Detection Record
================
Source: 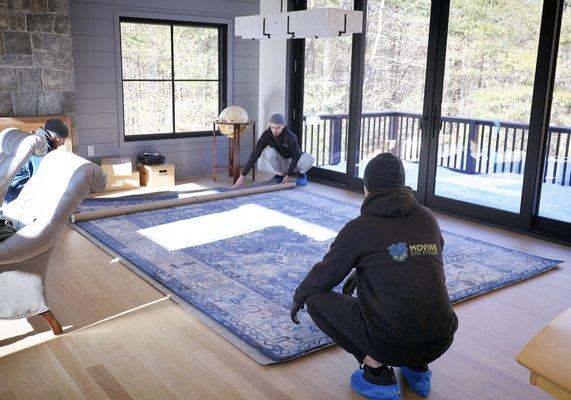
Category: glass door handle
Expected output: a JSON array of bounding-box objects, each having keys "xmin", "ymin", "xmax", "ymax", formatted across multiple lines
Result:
[
  {"xmin": 431, "ymin": 105, "xmax": 442, "ymax": 138},
  {"xmin": 420, "ymin": 115, "xmax": 430, "ymax": 137}
]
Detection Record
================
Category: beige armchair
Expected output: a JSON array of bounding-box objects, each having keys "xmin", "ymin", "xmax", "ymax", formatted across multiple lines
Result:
[
  {"xmin": 0, "ymin": 128, "xmax": 48, "ymax": 205},
  {"xmin": 0, "ymin": 149, "xmax": 107, "ymax": 334}
]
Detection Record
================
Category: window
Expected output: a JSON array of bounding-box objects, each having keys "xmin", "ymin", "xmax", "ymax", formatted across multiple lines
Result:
[
  {"xmin": 119, "ymin": 18, "xmax": 227, "ymax": 140},
  {"xmin": 537, "ymin": 3, "xmax": 570, "ymax": 223}
]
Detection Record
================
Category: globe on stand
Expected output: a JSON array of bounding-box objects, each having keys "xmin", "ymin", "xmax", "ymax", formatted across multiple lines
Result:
[{"xmin": 216, "ymin": 106, "xmax": 250, "ymax": 137}]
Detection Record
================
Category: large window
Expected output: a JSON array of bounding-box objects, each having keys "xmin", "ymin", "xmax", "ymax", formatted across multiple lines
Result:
[
  {"xmin": 290, "ymin": 0, "xmax": 569, "ymax": 241},
  {"xmin": 119, "ymin": 18, "xmax": 227, "ymax": 140},
  {"xmin": 301, "ymin": 0, "xmax": 353, "ymax": 178},
  {"xmin": 359, "ymin": 0, "xmax": 431, "ymax": 190},
  {"xmin": 434, "ymin": 0, "xmax": 543, "ymax": 212}
]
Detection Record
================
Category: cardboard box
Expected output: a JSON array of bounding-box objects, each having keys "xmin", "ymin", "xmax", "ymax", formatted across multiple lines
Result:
[
  {"xmin": 100, "ymin": 157, "xmax": 140, "ymax": 191},
  {"xmin": 139, "ymin": 163, "xmax": 175, "ymax": 188},
  {"xmin": 105, "ymin": 170, "xmax": 141, "ymax": 191},
  {"xmin": 101, "ymin": 157, "xmax": 133, "ymax": 176}
]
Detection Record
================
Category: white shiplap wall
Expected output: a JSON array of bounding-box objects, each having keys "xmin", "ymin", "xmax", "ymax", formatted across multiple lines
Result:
[{"xmin": 70, "ymin": 0, "xmax": 260, "ymax": 178}]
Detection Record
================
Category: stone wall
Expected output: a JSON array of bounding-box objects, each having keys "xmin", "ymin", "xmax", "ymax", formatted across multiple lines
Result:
[{"xmin": 0, "ymin": 0, "xmax": 76, "ymax": 148}]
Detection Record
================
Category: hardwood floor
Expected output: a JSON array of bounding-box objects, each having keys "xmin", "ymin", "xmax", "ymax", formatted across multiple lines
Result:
[{"xmin": 0, "ymin": 174, "xmax": 569, "ymax": 400}]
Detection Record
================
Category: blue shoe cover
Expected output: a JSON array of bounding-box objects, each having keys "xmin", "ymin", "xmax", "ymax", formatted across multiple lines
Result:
[
  {"xmin": 401, "ymin": 367, "xmax": 432, "ymax": 397},
  {"xmin": 350, "ymin": 369, "xmax": 401, "ymax": 400},
  {"xmin": 295, "ymin": 174, "xmax": 308, "ymax": 186}
]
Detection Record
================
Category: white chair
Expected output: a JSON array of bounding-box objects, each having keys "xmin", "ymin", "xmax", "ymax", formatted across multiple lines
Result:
[
  {"xmin": 0, "ymin": 150, "xmax": 107, "ymax": 334},
  {"xmin": 0, "ymin": 128, "xmax": 48, "ymax": 205}
]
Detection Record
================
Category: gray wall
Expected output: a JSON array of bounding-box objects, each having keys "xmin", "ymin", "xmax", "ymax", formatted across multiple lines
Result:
[
  {"xmin": 70, "ymin": 0, "xmax": 260, "ymax": 178},
  {"xmin": 0, "ymin": 0, "xmax": 76, "ymax": 147}
]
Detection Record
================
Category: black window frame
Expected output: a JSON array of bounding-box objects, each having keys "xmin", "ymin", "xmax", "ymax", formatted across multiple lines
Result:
[{"xmin": 119, "ymin": 17, "xmax": 228, "ymax": 141}]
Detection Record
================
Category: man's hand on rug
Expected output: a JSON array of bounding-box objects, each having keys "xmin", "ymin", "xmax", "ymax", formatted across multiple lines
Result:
[
  {"xmin": 282, "ymin": 175, "xmax": 291, "ymax": 184},
  {"xmin": 342, "ymin": 270, "xmax": 357, "ymax": 296},
  {"xmin": 290, "ymin": 301, "xmax": 304, "ymax": 324},
  {"xmin": 233, "ymin": 175, "xmax": 245, "ymax": 189}
]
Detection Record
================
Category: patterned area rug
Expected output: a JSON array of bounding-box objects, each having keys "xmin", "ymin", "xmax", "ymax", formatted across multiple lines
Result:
[{"xmin": 73, "ymin": 188, "xmax": 561, "ymax": 364}]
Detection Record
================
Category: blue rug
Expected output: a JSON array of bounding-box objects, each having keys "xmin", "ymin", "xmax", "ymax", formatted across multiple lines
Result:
[{"xmin": 73, "ymin": 188, "xmax": 561, "ymax": 364}]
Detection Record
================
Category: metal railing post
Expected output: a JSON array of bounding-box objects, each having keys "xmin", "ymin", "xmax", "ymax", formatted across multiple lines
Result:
[
  {"xmin": 388, "ymin": 113, "xmax": 400, "ymax": 156},
  {"xmin": 466, "ymin": 120, "xmax": 478, "ymax": 174},
  {"xmin": 330, "ymin": 116, "xmax": 343, "ymax": 165}
]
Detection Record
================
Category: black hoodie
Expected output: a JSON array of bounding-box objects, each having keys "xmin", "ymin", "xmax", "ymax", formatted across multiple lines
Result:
[{"xmin": 294, "ymin": 187, "xmax": 458, "ymax": 345}]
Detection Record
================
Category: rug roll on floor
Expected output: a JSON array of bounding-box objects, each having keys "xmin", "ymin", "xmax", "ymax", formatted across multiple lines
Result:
[{"xmin": 72, "ymin": 182, "xmax": 296, "ymax": 222}]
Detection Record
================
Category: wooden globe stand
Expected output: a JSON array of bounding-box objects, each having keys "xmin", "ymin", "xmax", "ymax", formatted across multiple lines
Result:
[{"xmin": 212, "ymin": 121, "xmax": 256, "ymax": 184}]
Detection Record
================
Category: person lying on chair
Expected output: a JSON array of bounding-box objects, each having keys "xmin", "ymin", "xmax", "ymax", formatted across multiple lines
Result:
[
  {"xmin": 5, "ymin": 118, "xmax": 68, "ymax": 203},
  {"xmin": 290, "ymin": 153, "xmax": 458, "ymax": 400},
  {"xmin": 233, "ymin": 113, "xmax": 315, "ymax": 189}
]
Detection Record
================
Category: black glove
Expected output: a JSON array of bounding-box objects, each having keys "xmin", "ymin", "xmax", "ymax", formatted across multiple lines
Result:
[
  {"xmin": 342, "ymin": 270, "xmax": 357, "ymax": 296},
  {"xmin": 290, "ymin": 301, "xmax": 304, "ymax": 324}
]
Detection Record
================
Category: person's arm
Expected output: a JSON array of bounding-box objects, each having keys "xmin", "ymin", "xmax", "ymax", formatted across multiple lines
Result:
[
  {"xmin": 293, "ymin": 221, "xmax": 360, "ymax": 305},
  {"xmin": 285, "ymin": 132, "xmax": 303, "ymax": 176},
  {"xmin": 241, "ymin": 132, "xmax": 270, "ymax": 177}
]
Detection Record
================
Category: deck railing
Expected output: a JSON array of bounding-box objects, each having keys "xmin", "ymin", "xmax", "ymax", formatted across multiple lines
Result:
[{"xmin": 302, "ymin": 111, "xmax": 571, "ymax": 186}]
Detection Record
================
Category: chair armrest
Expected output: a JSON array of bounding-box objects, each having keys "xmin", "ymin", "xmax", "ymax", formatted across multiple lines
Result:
[{"xmin": 0, "ymin": 222, "xmax": 61, "ymax": 266}]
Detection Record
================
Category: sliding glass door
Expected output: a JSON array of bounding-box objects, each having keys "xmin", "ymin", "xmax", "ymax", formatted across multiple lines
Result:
[
  {"xmin": 356, "ymin": 0, "xmax": 432, "ymax": 190},
  {"xmin": 534, "ymin": 3, "xmax": 570, "ymax": 237},
  {"xmin": 300, "ymin": 0, "xmax": 354, "ymax": 183},
  {"xmin": 429, "ymin": 0, "xmax": 543, "ymax": 213},
  {"xmin": 288, "ymin": 0, "xmax": 569, "ymax": 241}
]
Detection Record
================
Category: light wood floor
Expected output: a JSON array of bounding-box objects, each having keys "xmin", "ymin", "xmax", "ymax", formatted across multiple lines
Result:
[{"xmin": 0, "ymin": 174, "xmax": 569, "ymax": 400}]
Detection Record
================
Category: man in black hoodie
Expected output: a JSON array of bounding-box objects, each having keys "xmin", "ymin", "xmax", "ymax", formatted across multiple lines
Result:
[
  {"xmin": 233, "ymin": 113, "xmax": 315, "ymax": 188},
  {"xmin": 291, "ymin": 153, "xmax": 457, "ymax": 400},
  {"xmin": 5, "ymin": 118, "xmax": 68, "ymax": 202}
]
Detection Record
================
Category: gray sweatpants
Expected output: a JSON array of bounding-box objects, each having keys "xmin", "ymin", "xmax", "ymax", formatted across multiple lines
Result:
[{"xmin": 262, "ymin": 147, "xmax": 315, "ymax": 176}]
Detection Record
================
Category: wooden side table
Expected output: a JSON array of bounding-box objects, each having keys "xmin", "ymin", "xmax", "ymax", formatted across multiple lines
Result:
[
  {"xmin": 212, "ymin": 121, "xmax": 256, "ymax": 184},
  {"xmin": 516, "ymin": 307, "xmax": 571, "ymax": 400}
]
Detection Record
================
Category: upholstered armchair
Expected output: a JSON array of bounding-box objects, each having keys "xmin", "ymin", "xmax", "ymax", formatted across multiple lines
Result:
[
  {"xmin": 0, "ymin": 149, "xmax": 107, "ymax": 334},
  {"xmin": 0, "ymin": 128, "xmax": 48, "ymax": 205}
]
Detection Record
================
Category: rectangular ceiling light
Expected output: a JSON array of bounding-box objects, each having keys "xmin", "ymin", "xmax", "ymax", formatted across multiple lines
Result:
[{"xmin": 235, "ymin": 8, "xmax": 363, "ymax": 40}]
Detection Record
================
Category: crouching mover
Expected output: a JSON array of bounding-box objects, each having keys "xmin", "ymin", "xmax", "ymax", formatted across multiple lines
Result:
[
  {"xmin": 5, "ymin": 118, "xmax": 68, "ymax": 203},
  {"xmin": 291, "ymin": 153, "xmax": 458, "ymax": 400},
  {"xmin": 233, "ymin": 113, "xmax": 315, "ymax": 189}
]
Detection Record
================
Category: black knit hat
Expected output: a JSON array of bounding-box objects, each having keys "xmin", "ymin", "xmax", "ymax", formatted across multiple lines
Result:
[
  {"xmin": 44, "ymin": 118, "xmax": 69, "ymax": 138},
  {"xmin": 363, "ymin": 153, "xmax": 406, "ymax": 190}
]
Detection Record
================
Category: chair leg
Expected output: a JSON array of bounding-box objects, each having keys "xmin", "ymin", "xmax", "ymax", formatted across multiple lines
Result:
[{"xmin": 39, "ymin": 310, "xmax": 63, "ymax": 335}]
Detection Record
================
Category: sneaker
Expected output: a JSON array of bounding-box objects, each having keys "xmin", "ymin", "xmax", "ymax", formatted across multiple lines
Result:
[
  {"xmin": 350, "ymin": 365, "xmax": 401, "ymax": 400},
  {"xmin": 401, "ymin": 367, "xmax": 432, "ymax": 397},
  {"xmin": 295, "ymin": 173, "xmax": 308, "ymax": 186}
]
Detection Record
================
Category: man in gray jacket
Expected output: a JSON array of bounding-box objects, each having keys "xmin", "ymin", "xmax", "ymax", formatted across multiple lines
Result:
[{"xmin": 291, "ymin": 153, "xmax": 457, "ymax": 400}]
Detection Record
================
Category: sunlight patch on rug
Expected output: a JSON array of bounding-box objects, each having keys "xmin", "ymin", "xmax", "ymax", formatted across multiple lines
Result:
[{"xmin": 137, "ymin": 203, "xmax": 338, "ymax": 250}]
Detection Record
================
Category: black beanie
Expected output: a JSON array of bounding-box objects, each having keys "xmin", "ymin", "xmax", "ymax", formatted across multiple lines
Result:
[
  {"xmin": 363, "ymin": 153, "xmax": 406, "ymax": 190},
  {"xmin": 44, "ymin": 118, "xmax": 69, "ymax": 138}
]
